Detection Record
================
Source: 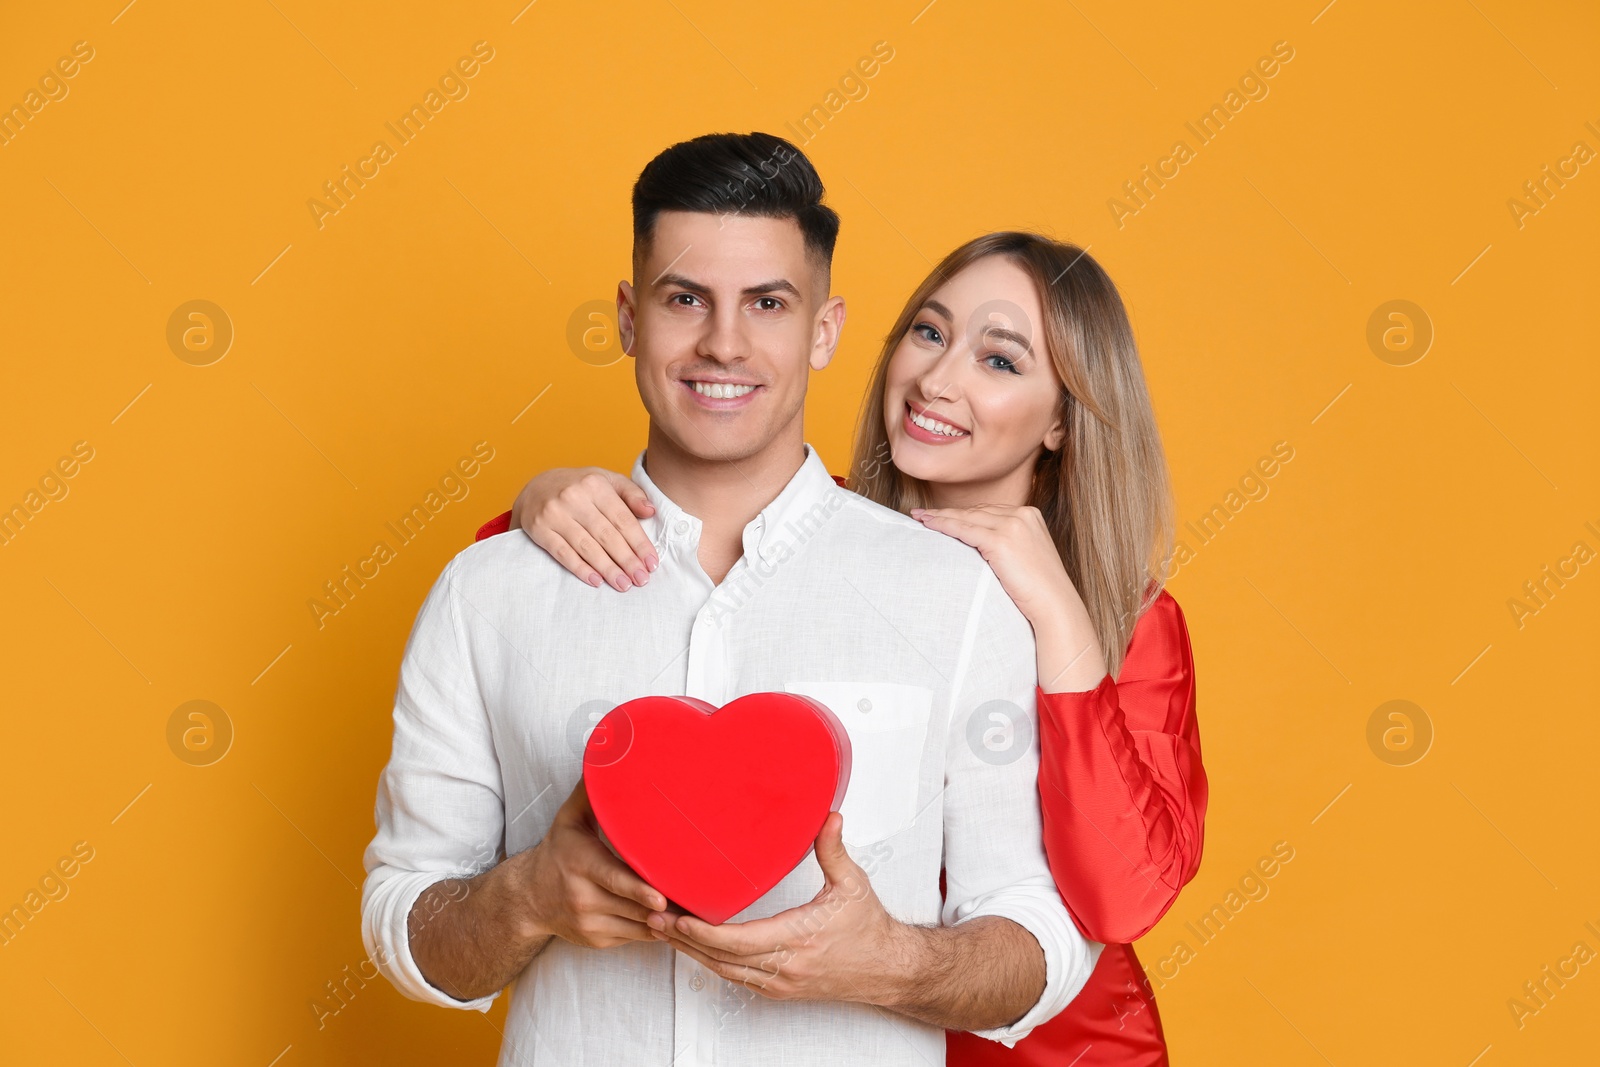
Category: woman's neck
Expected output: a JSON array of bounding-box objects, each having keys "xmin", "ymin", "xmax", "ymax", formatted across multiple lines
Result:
[{"xmin": 920, "ymin": 457, "xmax": 1037, "ymax": 511}]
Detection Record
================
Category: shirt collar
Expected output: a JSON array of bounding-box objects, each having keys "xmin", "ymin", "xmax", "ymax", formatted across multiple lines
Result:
[{"xmin": 631, "ymin": 444, "xmax": 839, "ymax": 563}]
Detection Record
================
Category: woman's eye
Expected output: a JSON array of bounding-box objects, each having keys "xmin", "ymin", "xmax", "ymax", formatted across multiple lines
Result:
[
  {"xmin": 983, "ymin": 353, "xmax": 1020, "ymax": 374},
  {"xmin": 912, "ymin": 323, "xmax": 944, "ymax": 345}
]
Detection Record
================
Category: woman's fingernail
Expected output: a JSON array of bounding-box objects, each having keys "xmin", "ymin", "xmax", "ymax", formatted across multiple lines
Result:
[
  {"xmin": 633, "ymin": 569, "xmax": 648, "ymax": 586},
  {"xmin": 909, "ymin": 508, "xmax": 925, "ymax": 516},
  {"xmin": 646, "ymin": 554, "xmax": 659, "ymax": 571},
  {"xmin": 611, "ymin": 575, "xmax": 629, "ymax": 591},
  {"xmin": 587, "ymin": 574, "xmax": 604, "ymax": 588}
]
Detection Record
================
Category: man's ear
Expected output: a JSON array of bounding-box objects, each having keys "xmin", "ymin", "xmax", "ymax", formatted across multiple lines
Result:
[
  {"xmin": 810, "ymin": 295, "xmax": 846, "ymax": 372},
  {"xmin": 617, "ymin": 280, "xmax": 637, "ymax": 356}
]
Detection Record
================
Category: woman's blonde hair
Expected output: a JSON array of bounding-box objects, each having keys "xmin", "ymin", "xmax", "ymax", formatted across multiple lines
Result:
[{"xmin": 848, "ymin": 232, "xmax": 1174, "ymax": 678}]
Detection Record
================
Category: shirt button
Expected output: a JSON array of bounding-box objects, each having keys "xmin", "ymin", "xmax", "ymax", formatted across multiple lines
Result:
[
  {"xmin": 689, "ymin": 973, "xmax": 705, "ymax": 991},
  {"xmin": 675, "ymin": 520, "xmax": 690, "ymax": 535},
  {"xmin": 857, "ymin": 698, "xmax": 872, "ymax": 713}
]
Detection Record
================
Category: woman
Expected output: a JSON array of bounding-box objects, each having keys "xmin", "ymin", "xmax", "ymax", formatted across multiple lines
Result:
[{"xmin": 477, "ymin": 232, "xmax": 1205, "ymax": 1065}]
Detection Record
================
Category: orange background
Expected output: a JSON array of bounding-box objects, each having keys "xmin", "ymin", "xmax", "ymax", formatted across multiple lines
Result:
[{"xmin": 1, "ymin": 1, "xmax": 1596, "ymax": 1063}]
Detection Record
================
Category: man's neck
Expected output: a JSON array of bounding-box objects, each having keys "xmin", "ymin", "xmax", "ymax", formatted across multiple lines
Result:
[{"xmin": 642, "ymin": 428, "xmax": 808, "ymax": 586}]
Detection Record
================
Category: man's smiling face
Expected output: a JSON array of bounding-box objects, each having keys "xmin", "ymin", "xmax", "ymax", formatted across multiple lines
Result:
[{"xmin": 619, "ymin": 209, "xmax": 843, "ymax": 466}]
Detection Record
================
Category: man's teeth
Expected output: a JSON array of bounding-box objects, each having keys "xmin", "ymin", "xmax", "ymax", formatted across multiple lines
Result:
[
  {"xmin": 910, "ymin": 409, "xmax": 967, "ymax": 437},
  {"xmin": 691, "ymin": 382, "xmax": 757, "ymax": 399}
]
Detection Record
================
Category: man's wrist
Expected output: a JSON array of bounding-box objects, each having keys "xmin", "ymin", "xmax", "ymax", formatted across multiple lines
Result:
[
  {"xmin": 483, "ymin": 844, "xmax": 549, "ymax": 947},
  {"xmin": 861, "ymin": 919, "xmax": 939, "ymax": 1012}
]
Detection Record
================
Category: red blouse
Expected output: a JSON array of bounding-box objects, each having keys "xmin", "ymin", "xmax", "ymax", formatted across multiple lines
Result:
[
  {"xmin": 947, "ymin": 588, "xmax": 1204, "ymax": 1066},
  {"xmin": 472, "ymin": 508, "xmax": 1206, "ymax": 1065}
]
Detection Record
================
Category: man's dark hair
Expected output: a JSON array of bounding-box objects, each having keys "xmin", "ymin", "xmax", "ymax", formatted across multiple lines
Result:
[{"xmin": 632, "ymin": 131, "xmax": 840, "ymax": 272}]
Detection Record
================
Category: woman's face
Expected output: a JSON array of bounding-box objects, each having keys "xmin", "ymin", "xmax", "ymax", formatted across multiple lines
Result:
[{"xmin": 882, "ymin": 255, "xmax": 1066, "ymax": 504}]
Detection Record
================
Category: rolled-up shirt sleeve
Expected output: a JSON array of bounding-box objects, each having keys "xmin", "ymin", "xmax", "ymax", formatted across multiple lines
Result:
[
  {"xmin": 940, "ymin": 568, "xmax": 1098, "ymax": 1046},
  {"xmin": 361, "ymin": 555, "xmax": 505, "ymax": 1012}
]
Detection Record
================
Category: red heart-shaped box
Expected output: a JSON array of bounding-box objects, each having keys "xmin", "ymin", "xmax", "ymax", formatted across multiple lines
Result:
[{"xmin": 583, "ymin": 693, "xmax": 852, "ymax": 925}]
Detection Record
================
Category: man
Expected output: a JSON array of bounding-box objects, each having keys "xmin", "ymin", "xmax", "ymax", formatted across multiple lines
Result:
[{"xmin": 361, "ymin": 131, "xmax": 1094, "ymax": 1065}]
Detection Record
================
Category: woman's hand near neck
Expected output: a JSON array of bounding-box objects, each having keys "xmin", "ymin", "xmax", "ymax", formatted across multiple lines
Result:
[{"xmin": 918, "ymin": 464, "xmax": 1110, "ymax": 693}]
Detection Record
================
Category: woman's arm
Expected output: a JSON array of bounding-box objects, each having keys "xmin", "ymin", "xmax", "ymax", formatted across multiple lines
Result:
[
  {"xmin": 1035, "ymin": 591, "xmax": 1205, "ymax": 944},
  {"xmin": 909, "ymin": 504, "xmax": 1206, "ymax": 945},
  {"xmin": 495, "ymin": 467, "xmax": 659, "ymax": 590}
]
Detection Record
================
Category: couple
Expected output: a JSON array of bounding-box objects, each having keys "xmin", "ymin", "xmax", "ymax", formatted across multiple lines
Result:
[{"xmin": 362, "ymin": 131, "xmax": 1205, "ymax": 1066}]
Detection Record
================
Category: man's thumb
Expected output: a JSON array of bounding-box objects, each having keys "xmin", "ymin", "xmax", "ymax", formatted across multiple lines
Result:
[{"xmin": 814, "ymin": 811, "xmax": 854, "ymax": 881}]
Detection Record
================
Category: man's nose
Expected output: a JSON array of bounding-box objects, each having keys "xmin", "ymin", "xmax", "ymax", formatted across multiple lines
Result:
[{"xmin": 697, "ymin": 305, "xmax": 750, "ymax": 363}]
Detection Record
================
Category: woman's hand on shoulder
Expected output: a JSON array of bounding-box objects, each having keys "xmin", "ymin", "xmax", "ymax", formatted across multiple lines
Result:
[
  {"xmin": 912, "ymin": 503, "xmax": 1108, "ymax": 689},
  {"xmin": 512, "ymin": 467, "xmax": 658, "ymax": 590},
  {"xmin": 909, "ymin": 504, "xmax": 1076, "ymax": 624}
]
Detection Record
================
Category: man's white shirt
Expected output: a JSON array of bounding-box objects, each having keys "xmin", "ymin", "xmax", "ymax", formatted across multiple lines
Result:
[{"xmin": 362, "ymin": 445, "xmax": 1097, "ymax": 1066}]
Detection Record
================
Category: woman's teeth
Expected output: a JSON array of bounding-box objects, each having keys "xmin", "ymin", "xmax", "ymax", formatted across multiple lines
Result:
[
  {"xmin": 691, "ymin": 382, "xmax": 757, "ymax": 399},
  {"xmin": 910, "ymin": 409, "xmax": 967, "ymax": 437}
]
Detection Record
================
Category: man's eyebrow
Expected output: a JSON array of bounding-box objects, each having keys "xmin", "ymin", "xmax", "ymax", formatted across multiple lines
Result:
[
  {"xmin": 654, "ymin": 272, "xmax": 708, "ymax": 293},
  {"xmin": 742, "ymin": 278, "xmax": 802, "ymax": 299},
  {"xmin": 651, "ymin": 274, "xmax": 803, "ymax": 300}
]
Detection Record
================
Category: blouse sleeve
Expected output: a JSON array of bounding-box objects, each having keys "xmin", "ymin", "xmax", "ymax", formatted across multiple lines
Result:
[{"xmin": 1035, "ymin": 589, "xmax": 1206, "ymax": 944}]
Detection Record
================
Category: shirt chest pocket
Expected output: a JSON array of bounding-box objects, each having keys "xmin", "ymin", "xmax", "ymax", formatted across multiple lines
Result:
[{"xmin": 782, "ymin": 681, "xmax": 935, "ymax": 847}]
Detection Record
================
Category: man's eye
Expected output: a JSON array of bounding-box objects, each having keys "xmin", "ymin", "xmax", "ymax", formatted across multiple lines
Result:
[
  {"xmin": 755, "ymin": 297, "xmax": 783, "ymax": 311},
  {"xmin": 672, "ymin": 294, "xmax": 700, "ymax": 307}
]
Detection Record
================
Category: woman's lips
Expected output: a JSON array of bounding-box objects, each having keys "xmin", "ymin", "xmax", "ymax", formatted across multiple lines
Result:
[{"xmin": 902, "ymin": 401, "xmax": 970, "ymax": 444}]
